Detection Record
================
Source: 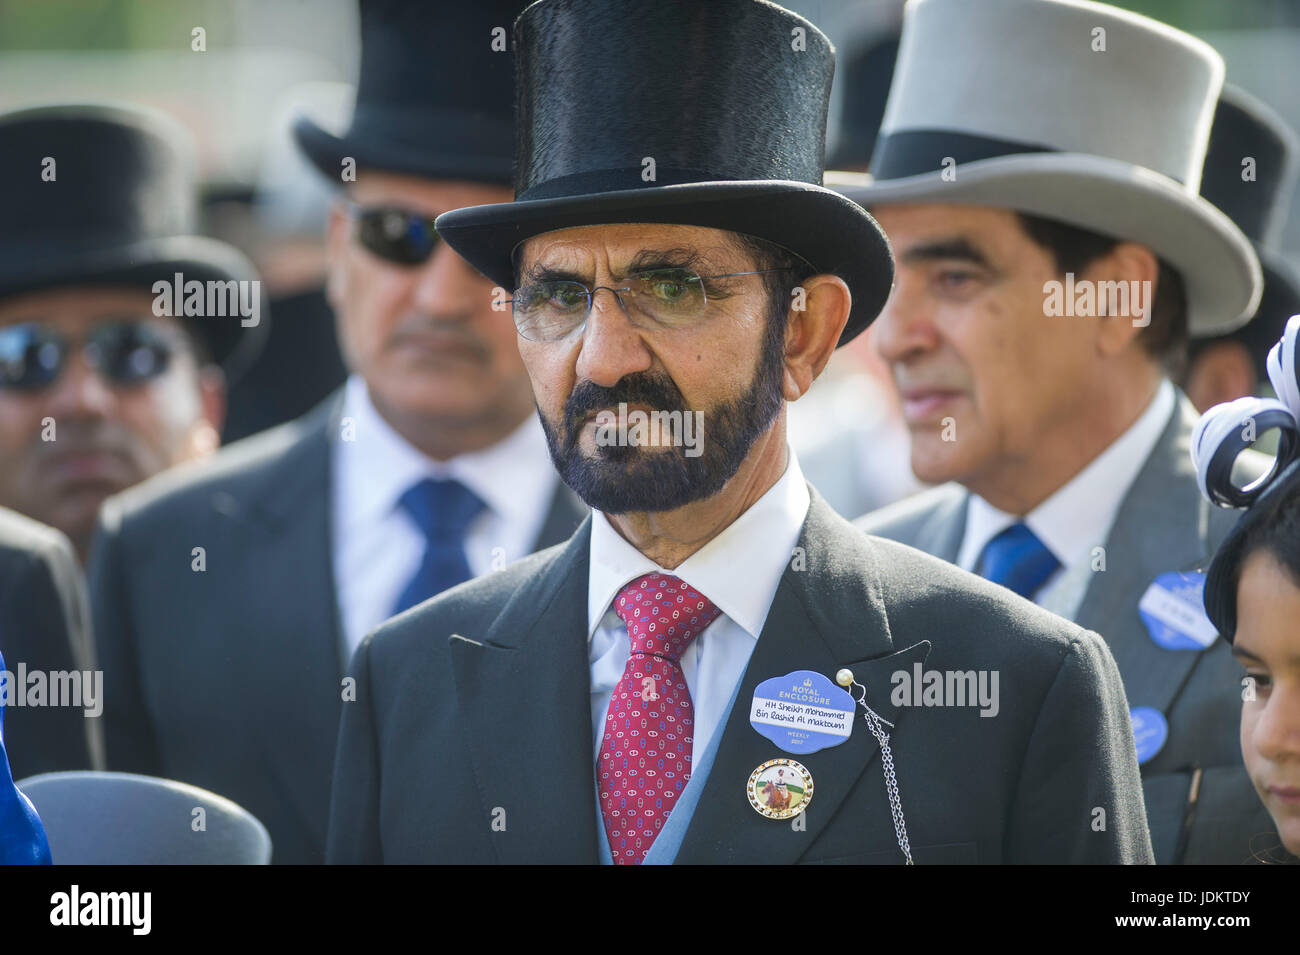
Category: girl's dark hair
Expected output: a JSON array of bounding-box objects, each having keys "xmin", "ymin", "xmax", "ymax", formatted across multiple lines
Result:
[{"xmin": 1233, "ymin": 468, "xmax": 1300, "ymax": 593}]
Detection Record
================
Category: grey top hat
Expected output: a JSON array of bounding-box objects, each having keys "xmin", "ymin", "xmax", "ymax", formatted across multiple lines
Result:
[{"xmin": 827, "ymin": 0, "xmax": 1263, "ymax": 337}]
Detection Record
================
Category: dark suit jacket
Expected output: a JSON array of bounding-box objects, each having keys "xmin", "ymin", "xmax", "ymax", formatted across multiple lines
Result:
[
  {"xmin": 0, "ymin": 507, "xmax": 100, "ymax": 781},
  {"xmin": 328, "ymin": 489, "xmax": 1152, "ymax": 864},
  {"xmin": 91, "ymin": 394, "xmax": 586, "ymax": 864},
  {"xmin": 857, "ymin": 392, "xmax": 1278, "ymax": 864}
]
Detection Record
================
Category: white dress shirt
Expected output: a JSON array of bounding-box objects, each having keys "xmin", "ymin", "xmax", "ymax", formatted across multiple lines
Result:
[
  {"xmin": 332, "ymin": 374, "xmax": 559, "ymax": 661},
  {"xmin": 586, "ymin": 448, "xmax": 811, "ymax": 766},
  {"xmin": 956, "ymin": 378, "xmax": 1176, "ymax": 618}
]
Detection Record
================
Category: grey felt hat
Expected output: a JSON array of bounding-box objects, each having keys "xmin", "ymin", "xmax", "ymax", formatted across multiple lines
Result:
[{"xmin": 827, "ymin": 0, "xmax": 1263, "ymax": 337}]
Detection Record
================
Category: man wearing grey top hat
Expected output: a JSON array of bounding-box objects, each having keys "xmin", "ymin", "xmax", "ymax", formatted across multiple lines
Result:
[
  {"xmin": 329, "ymin": 0, "xmax": 1150, "ymax": 865},
  {"xmin": 842, "ymin": 0, "xmax": 1277, "ymax": 862}
]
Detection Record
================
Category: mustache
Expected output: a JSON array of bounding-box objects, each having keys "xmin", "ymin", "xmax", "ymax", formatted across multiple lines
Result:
[
  {"xmin": 389, "ymin": 313, "xmax": 491, "ymax": 359},
  {"xmin": 563, "ymin": 373, "xmax": 689, "ymax": 437},
  {"xmin": 27, "ymin": 420, "xmax": 139, "ymax": 459}
]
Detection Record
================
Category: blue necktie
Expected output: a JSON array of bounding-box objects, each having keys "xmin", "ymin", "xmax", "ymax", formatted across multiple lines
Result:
[
  {"xmin": 977, "ymin": 523, "xmax": 1061, "ymax": 600},
  {"xmin": 391, "ymin": 478, "xmax": 485, "ymax": 616}
]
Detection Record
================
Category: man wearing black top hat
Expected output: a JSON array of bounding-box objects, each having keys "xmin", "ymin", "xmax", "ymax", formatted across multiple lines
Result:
[
  {"xmin": 0, "ymin": 104, "xmax": 260, "ymax": 565},
  {"xmin": 91, "ymin": 0, "xmax": 583, "ymax": 864},
  {"xmin": 327, "ymin": 0, "xmax": 1150, "ymax": 865},
  {"xmin": 0, "ymin": 103, "xmax": 256, "ymax": 781},
  {"xmin": 1183, "ymin": 86, "xmax": 1300, "ymax": 413}
]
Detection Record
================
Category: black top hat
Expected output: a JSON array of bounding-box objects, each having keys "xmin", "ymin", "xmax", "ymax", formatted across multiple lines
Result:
[
  {"xmin": 0, "ymin": 104, "xmax": 264, "ymax": 380},
  {"xmin": 435, "ymin": 0, "xmax": 894, "ymax": 346},
  {"xmin": 825, "ymin": 31, "xmax": 899, "ymax": 174},
  {"xmin": 1196, "ymin": 85, "xmax": 1300, "ymax": 371},
  {"xmin": 293, "ymin": 0, "xmax": 526, "ymax": 185}
]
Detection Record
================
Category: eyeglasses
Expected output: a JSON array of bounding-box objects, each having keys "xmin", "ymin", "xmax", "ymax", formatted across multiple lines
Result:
[
  {"xmin": 348, "ymin": 203, "xmax": 440, "ymax": 265},
  {"xmin": 0, "ymin": 321, "xmax": 178, "ymax": 391},
  {"xmin": 511, "ymin": 267, "xmax": 792, "ymax": 342}
]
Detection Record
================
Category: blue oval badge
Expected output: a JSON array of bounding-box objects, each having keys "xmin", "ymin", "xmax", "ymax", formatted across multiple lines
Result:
[
  {"xmin": 1130, "ymin": 706, "xmax": 1169, "ymax": 765},
  {"xmin": 1138, "ymin": 571, "xmax": 1218, "ymax": 651},
  {"xmin": 749, "ymin": 670, "xmax": 855, "ymax": 755}
]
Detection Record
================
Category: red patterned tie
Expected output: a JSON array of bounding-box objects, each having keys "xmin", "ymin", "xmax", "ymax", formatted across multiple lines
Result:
[{"xmin": 598, "ymin": 573, "xmax": 722, "ymax": 864}]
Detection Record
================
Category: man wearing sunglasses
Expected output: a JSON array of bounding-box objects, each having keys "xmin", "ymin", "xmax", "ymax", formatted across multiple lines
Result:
[
  {"xmin": 0, "ymin": 106, "xmax": 257, "ymax": 566},
  {"xmin": 0, "ymin": 104, "xmax": 258, "ymax": 781},
  {"xmin": 328, "ymin": 0, "xmax": 1150, "ymax": 865},
  {"xmin": 91, "ymin": 1, "xmax": 581, "ymax": 865}
]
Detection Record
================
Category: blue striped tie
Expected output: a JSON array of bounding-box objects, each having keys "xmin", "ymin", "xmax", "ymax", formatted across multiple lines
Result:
[
  {"xmin": 391, "ymin": 478, "xmax": 485, "ymax": 616},
  {"xmin": 977, "ymin": 523, "xmax": 1060, "ymax": 600}
]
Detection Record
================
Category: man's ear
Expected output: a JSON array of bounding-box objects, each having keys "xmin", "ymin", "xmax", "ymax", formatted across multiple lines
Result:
[
  {"xmin": 1087, "ymin": 241, "xmax": 1159, "ymax": 358},
  {"xmin": 1185, "ymin": 340, "xmax": 1258, "ymax": 412},
  {"xmin": 184, "ymin": 364, "xmax": 226, "ymax": 459},
  {"xmin": 782, "ymin": 273, "xmax": 851, "ymax": 401}
]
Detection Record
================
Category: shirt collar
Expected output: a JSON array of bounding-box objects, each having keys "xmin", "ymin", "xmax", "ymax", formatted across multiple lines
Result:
[
  {"xmin": 959, "ymin": 378, "xmax": 1176, "ymax": 572},
  {"xmin": 334, "ymin": 374, "xmax": 555, "ymax": 534},
  {"xmin": 587, "ymin": 448, "xmax": 811, "ymax": 642}
]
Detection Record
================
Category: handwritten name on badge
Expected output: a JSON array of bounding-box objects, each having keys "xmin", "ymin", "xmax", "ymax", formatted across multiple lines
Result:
[{"xmin": 749, "ymin": 670, "xmax": 855, "ymax": 754}]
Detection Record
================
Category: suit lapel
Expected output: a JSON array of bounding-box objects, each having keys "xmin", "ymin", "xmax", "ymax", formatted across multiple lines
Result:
[
  {"xmin": 532, "ymin": 481, "xmax": 589, "ymax": 550},
  {"xmin": 916, "ymin": 485, "xmax": 968, "ymax": 563},
  {"xmin": 449, "ymin": 520, "xmax": 600, "ymax": 863},
  {"xmin": 1076, "ymin": 395, "xmax": 1213, "ymax": 713},
  {"xmin": 676, "ymin": 492, "xmax": 929, "ymax": 864},
  {"xmin": 216, "ymin": 396, "xmax": 347, "ymax": 841}
]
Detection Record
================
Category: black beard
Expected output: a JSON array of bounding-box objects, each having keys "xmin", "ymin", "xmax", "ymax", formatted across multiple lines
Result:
[{"xmin": 537, "ymin": 331, "xmax": 785, "ymax": 514}]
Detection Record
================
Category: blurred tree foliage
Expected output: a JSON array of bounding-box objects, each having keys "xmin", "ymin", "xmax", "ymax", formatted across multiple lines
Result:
[{"xmin": 0, "ymin": 0, "xmax": 235, "ymax": 51}]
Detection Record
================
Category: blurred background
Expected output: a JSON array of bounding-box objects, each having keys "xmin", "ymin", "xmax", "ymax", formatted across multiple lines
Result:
[{"xmin": 2, "ymin": 0, "xmax": 1297, "ymax": 482}]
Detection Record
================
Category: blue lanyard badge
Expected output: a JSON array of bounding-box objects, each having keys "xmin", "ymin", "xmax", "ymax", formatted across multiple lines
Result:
[
  {"xmin": 749, "ymin": 670, "xmax": 855, "ymax": 755},
  {"xmin": 1129, "ymin": 706, "xmax": 1169, "ymax": 765},
  {"xmin": 1138, "ymin": 571, "xmax": 1218, "ymax": 651}
]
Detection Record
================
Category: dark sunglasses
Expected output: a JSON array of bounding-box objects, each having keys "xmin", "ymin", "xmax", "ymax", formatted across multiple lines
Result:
[
  {"xmin": 348, "ymin": 203, "xmax": 441, "ymax": 265},
  {"xmin": 0, "ymin": 321, "xmax": 177, "ymax": 391}
]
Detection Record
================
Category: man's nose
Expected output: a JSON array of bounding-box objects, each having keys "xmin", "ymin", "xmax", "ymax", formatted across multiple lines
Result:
[
  {"xmin": 573, "ymin": 287, "xmax": 652, "ymax": 387},
  {"xmin": 872, "ymin": 274, "xmax": 941, "ymax": 366},
  {"xmin": 43, "ymin": 350, "xmax": 116, "ymax": 420},
  {"xmin": 411, "ymin": 241, "xmax": 480, "ymax": 317}
]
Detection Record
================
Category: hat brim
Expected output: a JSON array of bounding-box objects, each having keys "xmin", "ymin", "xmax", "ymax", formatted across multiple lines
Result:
[
  {"xmin": 827, "ymin": 153, "xmax": 1263, "ymax": 337},
  {"xmin": 292, "ymin": 116, "xmax": 513, "ymax": 186},
  {"xmin": 0, "ymin": 235, "xmax": 267, "ymax": 383},
  {"xmin": 434, "ymin": 180, "xmax": 895, "ymax": 346}
]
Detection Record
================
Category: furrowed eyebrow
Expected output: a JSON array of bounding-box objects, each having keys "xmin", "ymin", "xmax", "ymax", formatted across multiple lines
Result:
[
  {"xmin": 622, "ymin": 248, "xmax": 706, "ymax": 275},
  {"xmin": 899, "ymin": 237, "xmax": 994, "ymax": 270},
  {"xmin": 524, "ymin": 264, "xmax": 588, "ymax": 284}
]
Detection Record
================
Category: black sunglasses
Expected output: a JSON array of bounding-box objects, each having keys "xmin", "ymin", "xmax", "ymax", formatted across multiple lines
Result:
[
  {"xmin": 0, "ymin": 321, "xmax": 178, "ymax": 391},
  {"xmin": 348, "ymin": 203, "xmax": 441, "ymax": 265}
]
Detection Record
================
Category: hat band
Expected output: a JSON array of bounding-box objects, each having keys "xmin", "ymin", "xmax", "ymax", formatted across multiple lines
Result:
[
  {"xmin": 868, "ymin": 128, "xmax": 1193, "ymax": 184},
  {"xmin": 517, "ymin": 165, "xmax": 741, "ymax": 202}
]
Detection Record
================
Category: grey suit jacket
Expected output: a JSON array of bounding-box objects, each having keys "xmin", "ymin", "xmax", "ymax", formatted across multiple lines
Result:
[
  {"xmin": 328, "ymin": 489, "xmax": 1152, "ymax": 864},
  {"xmin": 0, "ymin": 507, "xmax": 102, "ymax": 780},
  {"xmin": 90, "ymin": 393, "xmax": 586, "ymax": 864},
  {"xmin": 857, "ymin": 392, "xmax": 1278, "ymax": 864}
]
